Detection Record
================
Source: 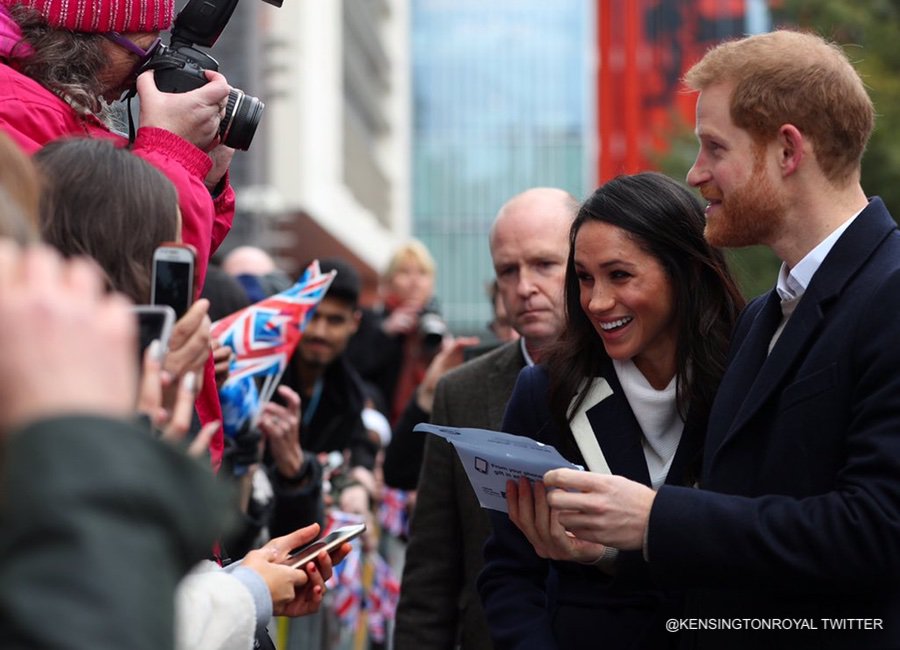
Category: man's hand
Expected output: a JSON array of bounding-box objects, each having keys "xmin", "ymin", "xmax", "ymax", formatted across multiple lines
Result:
[
  {"xmin": 258, "ymin": 385, "xmax": 303, "ymax": 478},
  {"xmin": 0, "ymin": 244, "xmax": 137, "ymax": 433},
  {"xmin": 543, "ymin": 469, "xmax": 655, "ymax": 551},
  {"xmin": 210, "ymin": 339, "xmax": 232, "ymax": 389},
  {"xmin": 415, "ymin": 335, "xmax": 480, "ymax": 413},
  {"xmin": 507, "ymin": 476, "xmax": 608, "ymax": 563},
  {"xmin": 382, "ymin": 302, "xmax": 422, "ymax": 336}
]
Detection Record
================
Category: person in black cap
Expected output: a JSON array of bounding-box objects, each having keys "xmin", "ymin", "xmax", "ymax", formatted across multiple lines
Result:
[{"xmin": 276, "ymin": 257, "xmax": 378, "ymax": 476}]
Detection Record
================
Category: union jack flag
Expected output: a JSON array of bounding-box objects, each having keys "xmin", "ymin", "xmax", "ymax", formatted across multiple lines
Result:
[
  {"xmin": 327, "ymin": 546, "xmax": 399, "ymax": 644},
  {"xmin": 378, "ymin": 487, "xmax": 411, "ymax": 538},
  {"xmin": 212, "ymin": 261, "xmax": 336, "ymax": 437},
  {"xmin": 328, "ymin": 537, "xmax": 363, "ymax": 628},
  {"xmin": 323, "ymin": 509, "xmax": 367, "ymax": 536},
  {"xmin": 367, "ymin": 553, "xmax": 400, "ymax": 643}
]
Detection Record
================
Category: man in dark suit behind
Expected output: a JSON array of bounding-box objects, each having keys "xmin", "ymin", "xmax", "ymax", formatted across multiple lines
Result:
[
  {"xmin": 541, "ymin": 30, "xmax": 900, "ymax": 648},
  {"xmin": 393, "ymin": 188, "xmax": 577, "ymax": 649}
]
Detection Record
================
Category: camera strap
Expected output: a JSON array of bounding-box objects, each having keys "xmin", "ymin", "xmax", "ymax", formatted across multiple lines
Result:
[{"xmin": 122, "ymin": 89, "xmax": 138, "ymax": 145}]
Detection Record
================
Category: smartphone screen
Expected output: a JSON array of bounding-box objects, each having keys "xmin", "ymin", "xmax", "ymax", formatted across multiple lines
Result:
[
  {"xmin": 133, "ymin": 305, "xmax": 175, "ymax": 364},
  {"xmin": 285, "ymin": 523, "xmax": 366, "ymax": 569},
  {"xmin": 151, "ymin": 246, "xmax": 194, "ymax": 319}
]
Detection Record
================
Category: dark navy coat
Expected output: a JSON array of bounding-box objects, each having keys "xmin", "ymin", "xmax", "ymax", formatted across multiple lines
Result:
[
  {"xmin": 650, "ymin": 198, "xmax": 900, "ymax": 649},
  {"xmin": 479, "ymin": 359, "xmax": 702, "ymax": 649}
]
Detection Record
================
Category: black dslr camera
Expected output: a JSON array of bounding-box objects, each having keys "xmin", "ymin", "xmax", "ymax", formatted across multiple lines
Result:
[{"xmin": 142, "ymin": 0, "xmax": 279, "ymax": 150}]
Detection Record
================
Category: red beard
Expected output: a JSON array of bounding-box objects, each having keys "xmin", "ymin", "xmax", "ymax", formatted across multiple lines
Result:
[{"xmin": 702, "ymin": 162, "xmax": 786, "ymax": 248}]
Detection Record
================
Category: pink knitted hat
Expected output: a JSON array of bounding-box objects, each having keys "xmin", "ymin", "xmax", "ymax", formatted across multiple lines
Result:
[{"xmin": 0, "ymin": 0, "xmax": 173, "ymax": 33}]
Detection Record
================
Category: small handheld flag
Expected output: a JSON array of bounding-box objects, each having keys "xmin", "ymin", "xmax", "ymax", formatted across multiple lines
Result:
[{"xmin": 212, "ymin": 260, "xmax": 336, "ymax": 437}]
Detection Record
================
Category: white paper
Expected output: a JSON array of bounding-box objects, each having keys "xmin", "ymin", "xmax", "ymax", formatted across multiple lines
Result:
[{"xmin": 416, "ymin": 423, "xmax": 583, "ymax": 513}]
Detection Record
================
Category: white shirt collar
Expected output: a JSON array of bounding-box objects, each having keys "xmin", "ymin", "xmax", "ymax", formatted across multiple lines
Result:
[
  {"xmin": 520, "ymin": 337, "xmax": 535, "ymax": 367},
  {"xmin": 775, "ymin": 205, "xmax": 865, "ymax": 302}
]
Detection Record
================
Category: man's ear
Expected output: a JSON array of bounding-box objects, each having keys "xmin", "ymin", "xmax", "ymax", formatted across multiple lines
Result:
[
  {"xmin": 777, "ymin": 124, "xmax": 805, "ymax": 177},
  {"xmin": 350, "ymin": 309, "xmax": 362, "ymax": 334}
]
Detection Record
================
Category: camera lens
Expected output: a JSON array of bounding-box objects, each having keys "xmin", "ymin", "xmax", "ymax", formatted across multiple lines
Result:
[{"xmin": 220, "ymin": 88, "xmax": 265, "ymax": 151}]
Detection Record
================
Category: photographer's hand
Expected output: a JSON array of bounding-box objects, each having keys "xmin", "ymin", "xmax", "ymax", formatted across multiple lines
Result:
[
  {"xmin": 205, "ymin": 144, "xmax": 234, "ymax": 194},
  {"xmin": 136, "ymin": 70, "xmax": 230, "ymax": 151}
]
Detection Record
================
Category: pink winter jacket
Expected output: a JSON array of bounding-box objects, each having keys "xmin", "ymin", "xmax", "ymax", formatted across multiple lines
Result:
[{"xmin": 0, "ymin": 12, "xmax": 233, "ymax": 469}]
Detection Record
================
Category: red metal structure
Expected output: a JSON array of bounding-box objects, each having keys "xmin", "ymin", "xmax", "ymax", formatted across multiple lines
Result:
[{"xmin": 597, "ymin": 0, "xmax": 747, "ymax": 182}]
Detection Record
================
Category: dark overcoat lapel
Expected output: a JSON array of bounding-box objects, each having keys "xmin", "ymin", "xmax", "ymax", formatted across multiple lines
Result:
[{"xmin": 706, "ymin": 198, "xmax": 896, "ymax": 471}]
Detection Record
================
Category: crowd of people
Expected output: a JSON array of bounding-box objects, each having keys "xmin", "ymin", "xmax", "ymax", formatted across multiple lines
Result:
[{"xmin": 1, "ymin": 0, "xmax": 899, "ymax": 646}]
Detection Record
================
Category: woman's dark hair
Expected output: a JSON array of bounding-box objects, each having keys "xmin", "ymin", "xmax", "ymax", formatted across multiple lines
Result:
[
  {"xmin": 35, "ymin": 138, "xmax": 179, "ymax": 303},
  {"xmin": 545, "ymin": 172, "xmax": 745, "ymax": 433},
  {"xmin": 8, "ymin": 5, "xmax": 109, "ymax": 115}
]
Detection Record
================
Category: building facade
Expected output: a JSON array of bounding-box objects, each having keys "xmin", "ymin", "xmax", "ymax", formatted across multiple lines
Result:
[
  {"xmin": 596, "ymin": 0, "xmax": 770, "ymax": 180},
  {"xmin": 212, "ymin": 0, "xmax": 412, "ymax": 297},
  {"xmin": 411, "ymin": 0, "xmax": 594, "ymax": 333}
]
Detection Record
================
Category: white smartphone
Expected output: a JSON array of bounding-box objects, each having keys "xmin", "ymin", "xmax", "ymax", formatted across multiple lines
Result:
[
  {"xmin": 150, "ymin": 244, "xmax": 195, "ymax": 319},
  {"xmin": 132, "ymin": 304, "xmax": 176, "ymax": 363},
  {"xmin": 285, "ymin": 523, "xmax": 366, "ymax": 570}
]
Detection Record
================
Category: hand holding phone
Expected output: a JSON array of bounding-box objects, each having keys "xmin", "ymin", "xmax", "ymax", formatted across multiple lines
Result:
[
  {"xmin": 241, "ymin": 523, "xmax": 349, "ymax": 618},
  {"xmin": 158, "ymin": 299, "xmax": 211, "ymax": 414},
  {"xmin": 284, "ymin": 523, "xmax": 366, "ymax": 569}
]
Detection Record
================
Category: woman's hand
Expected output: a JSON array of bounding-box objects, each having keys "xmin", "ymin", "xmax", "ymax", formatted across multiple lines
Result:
[
  {"xmin": 162, "ymin": 299, "xmax": 211, "ymax": 410},
  {"xmin": 506, "ymin": 476, "xmax": 608, "ymax": 564},
  {"xmin": 0, "ymin": 244, "xmax": 136, "ymax": 432},
  {"xmin": 241, "ymin": 547, "xmax": 310, "ymax": 615},
  {"xmin": 245, "ymin": 524, "xmax": 350, "ymax": 618},
  {"xmin": 415, "ymin": 336, "xmax": 480, "ymax": 412},
  {"xmin": 136, "ymin": 342, "xmax": 218, "ymax": 457},
  {"xmin": 382, "ymin": 302, "xmax": 422, "ymax": 336}
]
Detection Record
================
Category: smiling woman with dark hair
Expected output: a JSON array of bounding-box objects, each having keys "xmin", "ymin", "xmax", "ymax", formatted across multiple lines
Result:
[{"xmin": 478, "ymin": 172, "xmax": 745, "ymax": 649}]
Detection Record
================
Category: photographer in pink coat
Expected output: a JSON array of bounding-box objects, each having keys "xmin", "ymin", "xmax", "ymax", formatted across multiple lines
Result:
[{"xmin": 0, "ymin": 0, "xmax": 238, "ymax": 467}]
